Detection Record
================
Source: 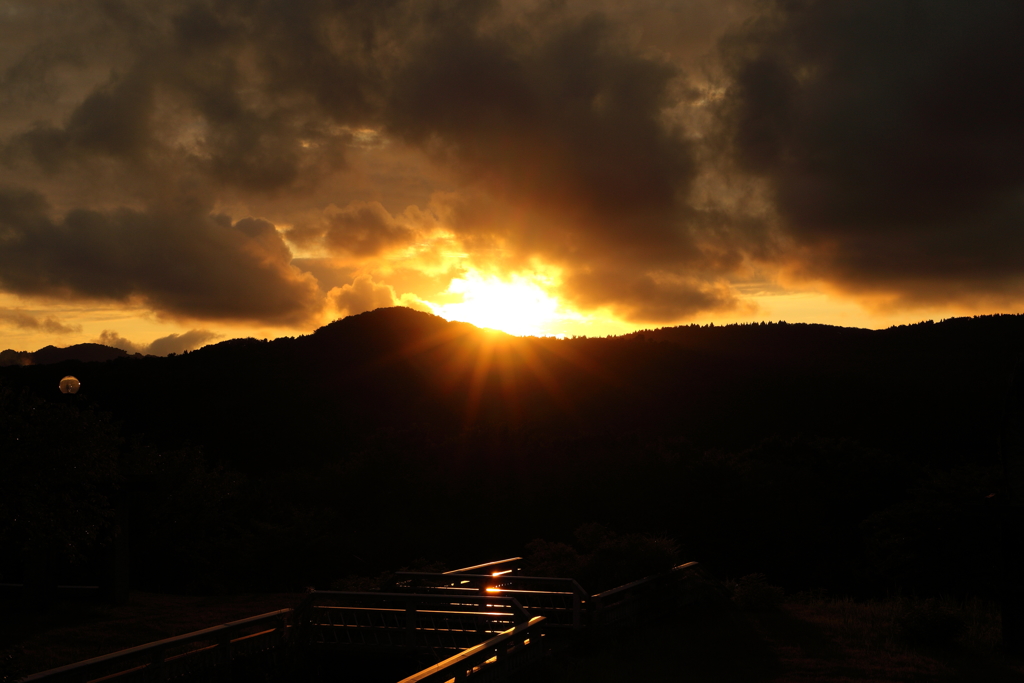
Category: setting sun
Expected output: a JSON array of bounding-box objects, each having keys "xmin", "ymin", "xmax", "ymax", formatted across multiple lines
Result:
[
  {"xmin": 2, "ymin": 1, "xmax": 1020, "ymax": 677},
  {"xmin": 429, "ymin": 272, "xmax": 566, "ymax": 337}
]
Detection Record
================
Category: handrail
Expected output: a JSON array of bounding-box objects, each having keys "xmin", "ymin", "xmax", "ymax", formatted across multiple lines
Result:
[
  {"xmin": 303, "ymin": 591, "xmax": 531, "ymax": 623},
  {"xmin": 592, "ymin": 561, "xmax": 699, "ymax": 601},
  {"xmin": 389, "ymin": 572, "xmax": 587, "ymax": 592},
  {"xmin": 389, "ymin": 572, "xmax": 586, "ymax": 629},
  {"xmin": 589, "ymin": 561, "xmax": 701, "ymax": 628},
  {"xmin": 443, "ymin": 558, "xmax": 523, "ymax": 575},
  {"xmin": 396, "ymin": 616, "xmax": 546, "ymax": 683},
  {"xmin": 305, "ymin": 589, "xmax": 529, "ymax": 606},
  {"xmin": 20, "ymin": 609, "xmax": 293, "ymax": 682},
  {"xmin": 307, "ymin": 589, "xmax": 521, "ymax": 600},
  {"xmin": 18, "ymin": 559, "xmax": 703, "ymax": 683}
]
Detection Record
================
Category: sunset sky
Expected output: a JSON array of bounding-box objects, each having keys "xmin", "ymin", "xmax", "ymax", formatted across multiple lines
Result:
[{"xmin": 1, "ymin": 0, "xmax": 1022, "ymax": 354}]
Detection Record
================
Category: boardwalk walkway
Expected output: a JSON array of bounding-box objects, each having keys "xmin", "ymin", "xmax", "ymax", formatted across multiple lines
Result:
[{"xmin": 18, "ymin": 559, "xmax": 702, "ymax": 683}]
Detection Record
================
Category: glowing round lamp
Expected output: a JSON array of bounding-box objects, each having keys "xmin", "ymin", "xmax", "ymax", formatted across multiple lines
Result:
[{"xmin": 59, "ymin": 376, "xmax": 81, "ymax": 394}]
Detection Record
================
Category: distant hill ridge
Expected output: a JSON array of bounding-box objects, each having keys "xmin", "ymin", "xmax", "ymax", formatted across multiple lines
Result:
[
  {"xmin": 5, "ymin": 307, "xmax": 1024, "ymax": 366},
  {"xmin": 7, "ymin": 304, "xmax": 1024, "ymax": 604},
  {"xmin": 5, "ymin": 305, "xmax": 1024, "ymax": 475},
  {"xmin": 0, "ymin": 343, "xmax": 132, "ymax": 367}
]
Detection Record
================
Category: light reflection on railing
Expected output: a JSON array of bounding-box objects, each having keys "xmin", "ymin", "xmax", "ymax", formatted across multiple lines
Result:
[
  {"xmin": 301, "ymin": 591, "xmax": 531, "ymax": 653},
  {"xmin": 385, "ymin": 573, "xmax": 588, "ymax": 629},
  {"xmin": 19, "ymin": 560, "xmax": 702, "ymax": 683},
  {"xmin": 395, "ymin": 616, "xmax": 546, "ymax": 683},
  {"xmin": 442, "ymin": 558, "xmax": 523, "ymax": 575}
]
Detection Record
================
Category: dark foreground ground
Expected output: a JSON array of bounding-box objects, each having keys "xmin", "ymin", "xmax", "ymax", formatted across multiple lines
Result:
[
  {"xmin": 519, "ymin": 595, "xmax": 1024, "ymax": 683},
  {"xmin": 0, "ymin": 592, "xmax": 304, "ymax": 681},
  {"xmin": 4, "ymin": 591, "xmax": 1024, "ymax": 683}
]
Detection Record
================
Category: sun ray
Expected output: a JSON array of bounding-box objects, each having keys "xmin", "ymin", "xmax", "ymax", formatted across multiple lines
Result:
[
  {"xmin": 507, "ymin": 337, "xmax": 580, "ymax": 426},
  {"xmin": 463, "ymin": 334, "xmax": 497, "ymax": 426}
]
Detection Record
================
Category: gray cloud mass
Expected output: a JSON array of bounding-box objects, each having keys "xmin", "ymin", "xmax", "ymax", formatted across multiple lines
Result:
[
  {"xmin": 0, "ymin": 188, "xmax": 321, "ymax": 324},
  {"xmin": 716, "ymin": 0, "xmax": 1024, "ymax": 305},
  {"xmin": 0, "ymin": 0, "xmax": 1022, "ymax": 326}
]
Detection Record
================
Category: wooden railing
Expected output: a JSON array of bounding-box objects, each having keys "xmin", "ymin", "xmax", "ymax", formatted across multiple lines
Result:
[
  {"xmin": 395, "ymin": 616, "xmax": 547, "ymax": 683},
  {"xmin": 20, "ymin": 609, "xmax": 293, "ymax": 683}
]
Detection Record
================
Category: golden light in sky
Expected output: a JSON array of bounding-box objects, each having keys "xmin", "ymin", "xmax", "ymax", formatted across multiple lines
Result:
[
  {"xmin": 429, "ymin": 271, "xmax": 571, "ymax": 337},
  {"xmin": 1, "ymin": 1, "xmax": 1022, "ymax": 355}
]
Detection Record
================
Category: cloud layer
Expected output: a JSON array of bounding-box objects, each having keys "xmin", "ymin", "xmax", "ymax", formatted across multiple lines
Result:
[
  {"xmin": 0, "ymin": 189, "xmax": 322, "ymax": 324},
  {"xmin": 0, "ymin": 308, "xmax": 80, "ymax": 334},
  {"xmin": 1, "ymin": 0, "xmax": 1022, "ymax": 331},
  {"xmin": 96, "ymin": 328, "xmax": 220, "ymax": 356},
  {"xmin": 716, "ymin": 0, "xmax": 1024, "ymax": 306}
]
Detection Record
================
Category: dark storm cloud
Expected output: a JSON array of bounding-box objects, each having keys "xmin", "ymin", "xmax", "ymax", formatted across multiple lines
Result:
[
  {"xmin": 384, "ymin": 8, "xmax": 697, "ymax": 247},
  {"xmin": 372, "ymin": 4, "xmax": 772, "ymax": 320},
  {"xmin": 2, "ymin": 0, "xmax": 374, "ymax": 194},
  {"xmin": 0, "ymin": 0, "xmax": 741, "ymax": 324},
  {"xmin": 288, "ymin": 201, "xmax": 416, "ymax": 257},
  {"xmin": 717, "ymin": 0, "xmax": 1024, "ymax": 304},
  {"xmin": 25, "ymin": 0, "xmax": 1024, "ymax": 325},
  {"xmin": 0, "ymin": 187, "xmax": 322, "ymax": 324},
  {"xmin": 0, "ymin": 0, "xmax": 798, "ymax": 325},
  {"xmin": 563, "ymin": 268, "xmax": 740, "ymax": 323},
  {"xmin": 0, "ymin": 0, "xmax": 388, "ymax": 325},
  {"xmin": 4, "ymin": 56, "xmax": 342, "ymax": 196}
]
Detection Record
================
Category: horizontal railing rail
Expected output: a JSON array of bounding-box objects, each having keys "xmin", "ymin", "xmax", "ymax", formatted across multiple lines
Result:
[
  {"xmin": 396, "ymin": 616, "xmax": 546, "ymax": 683},
  {"xmin": 19, "ymin": 559, "xmax": 703, "ymax": 683},
  {"xmin": 443, "ymin": 558, "xmax": 523, "ymax": 575},
  {"xmin": 300, "ymin": 591, "xmax": 531, "ymax": 652},
  {"xmin": 20, "ymin": 609, "xmax": 293, "ymax": 683},
  {"xmin": 384, "ymin": 573, "xmax": 588, "ymax": 629},
  {"xmin": 590, "ymin": 561, "xmax": 700, "ymax": 627}
]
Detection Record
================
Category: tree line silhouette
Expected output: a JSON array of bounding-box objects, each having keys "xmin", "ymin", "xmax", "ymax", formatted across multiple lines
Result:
[{"xmin": 2, "ymin": 307, "xmax": 1023, "ymax": 601}]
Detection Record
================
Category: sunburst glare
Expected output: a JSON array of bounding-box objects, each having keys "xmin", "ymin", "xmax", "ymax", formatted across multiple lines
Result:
[{"xmin": 429, "ymin": 271, "xmax": 569, "ymax": 336}]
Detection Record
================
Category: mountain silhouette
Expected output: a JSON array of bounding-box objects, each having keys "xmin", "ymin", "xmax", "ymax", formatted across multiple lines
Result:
[
  {"xmin": 0, "ymin": 343, "xmax": 130, "ymax": 367},
  {"xmin": 5, "ymin": 306, "xmax": 1024, "ymax": 595},
  {"xmin": 3, "ymin": 306, "xmax": 1023, "ymax": 472}
]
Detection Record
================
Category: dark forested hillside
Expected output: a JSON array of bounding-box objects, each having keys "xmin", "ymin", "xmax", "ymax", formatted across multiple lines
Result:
[
  {"xmin": 3, "ymin": 308, "xmax": 1024, "ymax": 598},
  {"xmin": 0, "ymin": 343, "xmax": 131, "ymax": 367}
]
